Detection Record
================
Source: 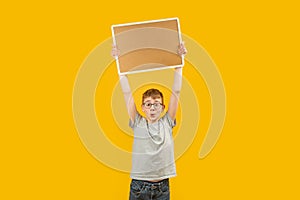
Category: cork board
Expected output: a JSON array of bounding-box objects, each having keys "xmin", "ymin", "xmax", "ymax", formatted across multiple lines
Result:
[{"xmin": 111, "ymin": 18, "xmax": 184, "ymax": 75}]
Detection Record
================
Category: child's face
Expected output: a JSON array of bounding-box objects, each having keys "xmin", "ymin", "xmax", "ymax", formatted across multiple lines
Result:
[{"xmin": 142, "ymin": 97, "xmax": 164, "ymax": 123}]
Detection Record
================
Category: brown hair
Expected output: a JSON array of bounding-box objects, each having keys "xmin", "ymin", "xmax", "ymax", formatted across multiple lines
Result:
[{"xmin": 142, "ymin": 88, "xmax": 164, "ymax": 105}]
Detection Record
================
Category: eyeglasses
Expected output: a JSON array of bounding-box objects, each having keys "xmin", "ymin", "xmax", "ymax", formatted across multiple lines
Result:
[{"xmin": 143, "ymin": 102, "xmax": 163, "ymax": 109}]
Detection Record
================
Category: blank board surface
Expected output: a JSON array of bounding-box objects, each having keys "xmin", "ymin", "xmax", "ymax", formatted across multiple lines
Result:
[{"xmin": 111, "ymin": 18, "xmax": 183, "ymax": 75}]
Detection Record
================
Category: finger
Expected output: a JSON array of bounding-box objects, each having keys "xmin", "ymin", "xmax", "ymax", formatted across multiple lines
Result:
[
  {"xmin": 179, "ymin": 49, "xmax": 187, "ymax": 55},
  {"xmin": 112, "ymin": 44, "xmax": 118, "ymax": 49}
]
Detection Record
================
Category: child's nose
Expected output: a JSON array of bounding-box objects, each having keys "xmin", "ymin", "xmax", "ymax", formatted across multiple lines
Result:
[{"xmin": 150, "ymin": 104, "xmax": 155, "ymax": 110}]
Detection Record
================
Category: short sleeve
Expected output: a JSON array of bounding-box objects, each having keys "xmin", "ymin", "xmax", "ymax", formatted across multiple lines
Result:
[
  {"xmin": 129, "ymin": 112, "xmax": 142, "ymax": 128},
  {"xmin": 163, "ymin": 112, "xmax": 176, "ymax": 128}
]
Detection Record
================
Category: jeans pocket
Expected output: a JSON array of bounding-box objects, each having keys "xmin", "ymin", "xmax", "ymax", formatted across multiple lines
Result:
[
  {"xmin": 130, "ymin": 180, "xmax": 145, "ymax": 198},
  {"xmin": 159, "ymin": 182, "xmax": 170, "ymax": 194}
]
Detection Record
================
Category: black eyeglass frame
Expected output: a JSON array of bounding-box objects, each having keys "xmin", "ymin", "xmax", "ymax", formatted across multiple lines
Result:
[{"xmin": 142, "ymin": 102, "xmax": 163, "ymax": 109}]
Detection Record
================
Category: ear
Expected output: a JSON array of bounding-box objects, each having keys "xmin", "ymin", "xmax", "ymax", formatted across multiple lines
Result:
[{"xmin": 141, "ymin": 105, "xmax": 145, "ymax": 112}]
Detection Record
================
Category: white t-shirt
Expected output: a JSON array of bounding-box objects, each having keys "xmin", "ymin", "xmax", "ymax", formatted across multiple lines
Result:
[{"xmin": 129, "ymin": 112, "xmax": 176, "ymax": 180}]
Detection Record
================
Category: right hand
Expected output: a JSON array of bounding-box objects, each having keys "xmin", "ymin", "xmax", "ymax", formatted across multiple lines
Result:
[{"xmin": 111, "ymin": 44, "xmax": 120, "ymax": 58}]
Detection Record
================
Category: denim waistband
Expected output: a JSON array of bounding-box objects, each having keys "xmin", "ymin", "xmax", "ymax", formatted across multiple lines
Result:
[{"xmin": 132, "ymin": 178, "xmax": 169, "ymax": 186}]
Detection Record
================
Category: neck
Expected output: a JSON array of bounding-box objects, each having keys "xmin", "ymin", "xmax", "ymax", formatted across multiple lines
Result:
[{"xmin": 147, "ymin": 118, "xmax": 159, "ymax": 124}]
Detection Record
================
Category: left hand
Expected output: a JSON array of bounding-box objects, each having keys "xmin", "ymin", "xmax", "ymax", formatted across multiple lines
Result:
[{"xmin": 177, "ymin": 42, "xmax": 187, "ymax": 56}]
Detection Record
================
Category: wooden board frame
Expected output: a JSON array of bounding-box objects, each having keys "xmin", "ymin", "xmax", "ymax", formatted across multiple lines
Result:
[{"xmin": 111, "ymin": 17, "xmax": 184, "ymax": 75}]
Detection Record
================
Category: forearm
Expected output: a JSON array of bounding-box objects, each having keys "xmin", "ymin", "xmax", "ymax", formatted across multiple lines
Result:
[
  {"xmin": 119, "ymin": 75, "xmax": 136, "ymax": 120},
  {"xmin": 168, "ymin": 67, "xmax": 183, "ymax": 119},
  {"xmin": 112, "ymin": 46, "xmax": 136, "ymax": 120},
  {"xmin": 119, "ymin": 74, "xmax": 132, "ymax": 94},
  {"xmin": 172, "ymin": 67, "xmax": 183, "ymax": 95}
]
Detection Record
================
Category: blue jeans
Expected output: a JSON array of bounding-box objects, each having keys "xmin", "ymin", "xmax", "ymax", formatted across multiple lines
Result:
[{"xmin": 129, "ymin": 179, "xmax": 170, "ymax": 200}]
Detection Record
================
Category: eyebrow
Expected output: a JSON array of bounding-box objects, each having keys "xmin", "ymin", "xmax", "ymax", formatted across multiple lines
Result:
[{"xmin": 143, "ymin": 100, "xmax": 162, "ymax": 103}]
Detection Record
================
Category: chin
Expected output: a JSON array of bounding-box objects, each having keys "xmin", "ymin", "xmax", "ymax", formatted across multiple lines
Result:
[{"xmin": 149, "ymin": 116, "xmax": 158, "ymax": 122}]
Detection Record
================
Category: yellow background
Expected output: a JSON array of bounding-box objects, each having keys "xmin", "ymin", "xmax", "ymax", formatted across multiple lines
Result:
[{"xmin": 1, "ymin": 0, "xmax": 299, "ymax": 199}]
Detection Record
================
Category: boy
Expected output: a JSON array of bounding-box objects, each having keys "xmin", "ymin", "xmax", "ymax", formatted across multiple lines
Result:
[{"xmin": 112, "ymin": 43, "xmax": 187, "ymax": 200}]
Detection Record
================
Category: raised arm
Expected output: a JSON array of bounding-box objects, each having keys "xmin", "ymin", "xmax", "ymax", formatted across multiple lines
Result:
[
  {"xmin": 112, "ymin": 45, "xmax": 137, "ymax": 122},
  {"xmin": 119, "ymin": 74, "xmax": 137, "ymax": 122},
  {"xmin": 167, "ymin": 42, "xmax": 187, "ymax": 120}
]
